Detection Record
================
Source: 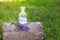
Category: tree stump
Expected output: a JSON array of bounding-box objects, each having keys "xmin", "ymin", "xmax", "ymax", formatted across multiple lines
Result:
[{"xmin": 2, "ymin": 22, "xmax": 44, "ymax": 40}]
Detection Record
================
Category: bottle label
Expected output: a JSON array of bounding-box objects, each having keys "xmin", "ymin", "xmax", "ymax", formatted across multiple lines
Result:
[{"xmin": 19, "ymin": 17, "xmax": 27, "ymax": 24}]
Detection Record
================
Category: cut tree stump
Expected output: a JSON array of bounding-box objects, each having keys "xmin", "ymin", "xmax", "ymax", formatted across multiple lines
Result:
[{"xmin": 2, "ymin": 22, "xmax": 44, "ymax": 40}]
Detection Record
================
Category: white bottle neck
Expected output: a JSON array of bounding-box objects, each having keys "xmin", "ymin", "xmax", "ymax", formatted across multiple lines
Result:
[
  {"xmin": 20, "ymin": 7, "xmax": 25, "ymax": 13},
  {"xmin": 21, "ymin": 10, "xmax": 25, "ymax": 13}
]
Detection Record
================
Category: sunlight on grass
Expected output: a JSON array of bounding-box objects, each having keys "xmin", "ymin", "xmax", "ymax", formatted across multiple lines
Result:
[{"xmin": 0, "ymin": 0, "xmax": 26, "ymax": 2}]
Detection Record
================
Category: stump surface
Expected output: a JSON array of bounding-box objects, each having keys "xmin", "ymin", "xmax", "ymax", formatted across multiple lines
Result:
[{"xmin": 2, "ymin": 22, "xmax": 44, "ymax": 40}]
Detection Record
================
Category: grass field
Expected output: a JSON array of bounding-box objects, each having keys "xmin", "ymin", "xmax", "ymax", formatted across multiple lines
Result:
[{"xmin": 0, "ymin": 0, "xmax": 60, "ymax": 40}]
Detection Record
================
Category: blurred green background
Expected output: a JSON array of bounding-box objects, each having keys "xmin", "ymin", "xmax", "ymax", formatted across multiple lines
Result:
[{"xmin": 0, "ymin": 0, "xmax": 60, "ymax": 40}]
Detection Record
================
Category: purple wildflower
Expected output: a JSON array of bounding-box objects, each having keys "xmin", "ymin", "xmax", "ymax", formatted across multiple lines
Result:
[{"xmin": 20, "ymin": 24, "xmax": 29, "ymax": 31}]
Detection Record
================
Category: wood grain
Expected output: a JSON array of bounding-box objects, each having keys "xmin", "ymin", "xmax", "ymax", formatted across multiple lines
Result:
[{"xmin": 2, "ymin": 22, "xmax": 44, "ymax": 40}]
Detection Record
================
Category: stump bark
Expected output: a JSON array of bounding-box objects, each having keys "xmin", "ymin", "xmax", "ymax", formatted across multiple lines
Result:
[{"xmin": 2, "ymin": 22, "xmax": 44, "ymax": 40}]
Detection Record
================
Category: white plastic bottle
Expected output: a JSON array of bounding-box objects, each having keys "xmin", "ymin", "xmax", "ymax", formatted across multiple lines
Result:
[{"xmin": 19, "ymin": 7, "xmax": 27, "ymax": 24}]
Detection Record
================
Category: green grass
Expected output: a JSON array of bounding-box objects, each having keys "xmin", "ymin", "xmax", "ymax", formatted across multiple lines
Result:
[{"xmin": 0, "ymin": 0, "xmax": 60, "ymax": 40}]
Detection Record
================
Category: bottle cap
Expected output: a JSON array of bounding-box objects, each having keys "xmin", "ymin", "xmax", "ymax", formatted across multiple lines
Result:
[{"xmin": 20, "ymin": 7, "xmax": 26, "ymax": 12}]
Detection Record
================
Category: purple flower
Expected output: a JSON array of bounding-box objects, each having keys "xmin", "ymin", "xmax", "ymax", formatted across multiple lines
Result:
[{"xmin": 20, "ymin": 24, "xmax": 29, "ymax": 31}]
